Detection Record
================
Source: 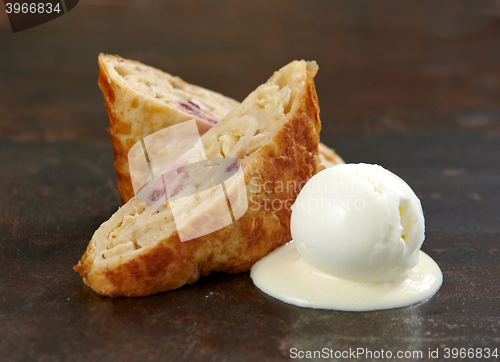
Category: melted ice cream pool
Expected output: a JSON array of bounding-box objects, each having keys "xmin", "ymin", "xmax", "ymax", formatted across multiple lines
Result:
[
  {"xmin": 251, "ymin": 243, "xmax": 442, "ymax": 311},
  {"xmin": 250, "ymin": 164, "xmax": 443, "ymax": 311}
]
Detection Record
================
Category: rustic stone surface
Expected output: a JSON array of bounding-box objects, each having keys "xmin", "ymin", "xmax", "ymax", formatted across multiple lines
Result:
[{"xmin": 0, "ymin": 133, "xmax": 498, "ymax": 361}]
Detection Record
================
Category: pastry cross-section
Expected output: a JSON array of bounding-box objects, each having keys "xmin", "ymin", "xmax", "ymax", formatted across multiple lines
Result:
[
  {"xmin": 98, "ymin": 54, "xmax": 343, "ymax": 203},
  {"xmin": 75, "ymin": 60, "xmax": 322, "ymax": 296}
]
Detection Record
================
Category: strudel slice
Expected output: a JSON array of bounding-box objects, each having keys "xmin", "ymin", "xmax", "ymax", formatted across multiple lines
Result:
[
  {"xmin": 98, "ymin": 54, "xmax": 343, "ymax": 203},
  {"xmin": 75, "ymin": 60, "xmax": 321, "ymax": 296}
]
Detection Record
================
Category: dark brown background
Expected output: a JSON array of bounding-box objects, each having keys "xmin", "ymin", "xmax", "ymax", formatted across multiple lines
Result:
[{"xmin": 0, "ymin": 1, "xmax": 499, "ymax": 361}]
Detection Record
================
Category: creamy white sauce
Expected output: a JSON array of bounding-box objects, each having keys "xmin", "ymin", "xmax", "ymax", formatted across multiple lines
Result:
[{"xmin": 250, "ymin": 242, "xmax": 442, "ymax": 311}]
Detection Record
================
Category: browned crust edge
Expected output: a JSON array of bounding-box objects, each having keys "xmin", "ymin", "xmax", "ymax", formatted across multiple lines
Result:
[{"xmin": 97, "ymin": 55, "xmax": 135, "ymax": 204}]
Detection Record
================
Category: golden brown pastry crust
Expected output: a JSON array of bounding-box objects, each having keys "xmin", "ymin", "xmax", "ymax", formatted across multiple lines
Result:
[
  {"xmin": 98, "ymin": 54, "xmax": 342, "ymax": 204},
  {"xmin": 75, "ymin": 61, "xmax": 321, "ymax": 296},
  {"xmin": 98, "ymin": 54, "xmax": 240, "ymax": 203}
]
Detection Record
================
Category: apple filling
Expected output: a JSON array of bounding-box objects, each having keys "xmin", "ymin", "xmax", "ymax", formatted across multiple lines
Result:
[
  {"xmin": 95, "ymin": 80, "xmax": 293, "ymax": 260},
  {"xmin": 112, "ymin": 60, "xmax": 236, "ymax": 125}
]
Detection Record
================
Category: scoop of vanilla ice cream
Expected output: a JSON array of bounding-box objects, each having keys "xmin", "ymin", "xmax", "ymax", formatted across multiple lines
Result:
[{"xmin": 291, "ymin": 163, "xmax": 425, "ymax": 283}]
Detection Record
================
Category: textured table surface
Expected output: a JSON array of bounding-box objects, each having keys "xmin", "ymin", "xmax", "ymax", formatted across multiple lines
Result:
[{"xmin": 0, "ymin": 1, "xmax": 499, "ymax": 361}]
